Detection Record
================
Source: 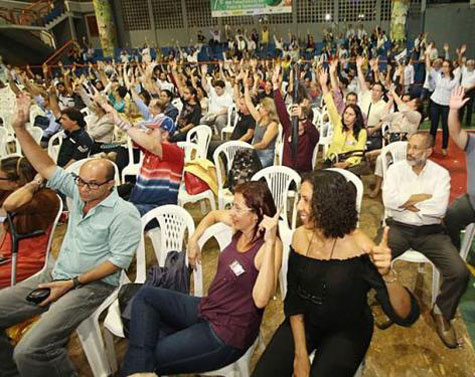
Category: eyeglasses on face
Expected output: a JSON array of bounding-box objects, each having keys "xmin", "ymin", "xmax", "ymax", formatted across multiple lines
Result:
[
  {"xmin": 230, "ymin": 203, "xmax": 253, "ymax": 214},
  {"xmin": 72, "ymin": 173, "xmax": 111, "ymax": 190}
]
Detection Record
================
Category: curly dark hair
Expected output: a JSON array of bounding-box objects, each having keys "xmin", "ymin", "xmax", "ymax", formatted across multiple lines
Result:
[
  {"xmin": 342, "ymin": 104, "xmax": 366, "ymax": 140},
  {"xmin": 302, "ymin": 170, "xmax": 358, "ymax": 238}
]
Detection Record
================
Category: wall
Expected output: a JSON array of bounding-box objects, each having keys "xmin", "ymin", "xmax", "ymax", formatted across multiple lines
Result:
[{"xmin": 421, "ymin": 3, "xmax": 475, "ymax": 57}]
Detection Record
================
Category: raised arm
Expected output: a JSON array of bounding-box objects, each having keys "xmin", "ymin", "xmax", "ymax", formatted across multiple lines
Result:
[
  {"xmin": 448, "ymin": 87, "xmax": 469, "ymax": 150},
  {"xmin": 188, "ymin": 210, "xmax": 233, "ymax": 268},
  {"xmin": 244, "ymin": 71, "xmax": 261, "ymax": 122},
  {"xmin": 356, "ymin": 56, "xmax": 369, "ymax": 93},
  {"xmin": 11, "ymin": 93, "xmax": 57, "ymax": 180}
]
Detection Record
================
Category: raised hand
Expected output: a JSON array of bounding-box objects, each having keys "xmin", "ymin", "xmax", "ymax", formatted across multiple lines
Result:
[
  {"xmin": 12, "ymin": 92, "xmax": 31, "ymax": 130},
  {"xmin": 258, "ymin": 209, "xmax": 280, "ymax": 243},
  {"xmin": 272, "ymin": 63, "xmax": 281, "ymax": 87},
  {"xmin": 356, "ymin": 55, "xmax": 364, "ymax": 68},
  {"xmin": 369, "ymin": 226, "xmax": 392, "ymax": 276},
  {"xmin": 329, "ymin": 58, "xmax": 338, "ymax": 74},
  {"xmin": 449, "ymin": 86, "xmax": 469, "ymax": 110}
]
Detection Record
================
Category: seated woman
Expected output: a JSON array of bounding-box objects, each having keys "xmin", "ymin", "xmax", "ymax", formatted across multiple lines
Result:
[
  {"xmin": 121, "ymin": 181, "xmax": 283, "ymax": 377},
  {"xmin": 319, "ymin": 70, "xmax": 368, "ymax": 176},
  {"xmin": 243, "ymin": 71, "xmax": 279, "ymax": 168},
  {"xmin": 0, "ymin": 156, "xmax": 60, "ymax": 288},
  {"xmin": 369, "ymin": 86, "xmax": 422, "ymax": 198},
  {"xmin": 252, "ymin": 170, "xmax": 419, "ymax": 377},
  {"xmin": 75, "ymin": 85, "xmax": 115, "ymax": 155}
]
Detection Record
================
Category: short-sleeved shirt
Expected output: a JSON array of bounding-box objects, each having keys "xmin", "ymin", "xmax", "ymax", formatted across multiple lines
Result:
[
  {"xmin": 176, "ymin": 98, "xmax": 202, "ymax": 130},
  {"xmin": 47, "ymin": 167, "xmax": 141, "ymax": 286},
  {"xmin": 57, "ymin": 128, "xmax": 94, "ymax": 167},
  {"xmin": 129, "ymin": 143, "xmax": 185, "ymax": 207},
  {"xmin": 466, "ymin": 134, "xmax": 475, "ymax": 209},
  {"xmin": 231, "ymin": 112, "xmax": 256, "ymax": 140}
]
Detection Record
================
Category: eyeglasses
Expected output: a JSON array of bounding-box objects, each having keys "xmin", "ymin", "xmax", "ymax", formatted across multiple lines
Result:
[
  {"xmin": 230, "ymin": 203, "xmax": 253, "ymax": 214},
  {"xmin": 72, "ymin": 173, "xmax": 111, "ymax": 190}
]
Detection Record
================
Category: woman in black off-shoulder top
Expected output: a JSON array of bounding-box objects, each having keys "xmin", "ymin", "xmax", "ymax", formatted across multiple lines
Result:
[{"xmin": 252, "ymin": 170, "xmax": 420, "ymax": 377}]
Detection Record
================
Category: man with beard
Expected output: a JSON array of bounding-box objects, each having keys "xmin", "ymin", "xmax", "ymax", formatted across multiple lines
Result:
[{"xmin": 382, "ymin": 131, "xmax": 469, "ymax": 349}]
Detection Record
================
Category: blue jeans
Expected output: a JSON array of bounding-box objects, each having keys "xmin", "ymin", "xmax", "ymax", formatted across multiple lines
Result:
[{"xmin": 121, "ymin": 287, "xmax": 245, "ymax": 376}]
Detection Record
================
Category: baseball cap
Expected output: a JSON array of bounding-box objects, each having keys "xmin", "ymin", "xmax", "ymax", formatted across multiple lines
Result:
[{"xmin": 143, "ymin": 114, "xmax": 177, "ymax": 136}]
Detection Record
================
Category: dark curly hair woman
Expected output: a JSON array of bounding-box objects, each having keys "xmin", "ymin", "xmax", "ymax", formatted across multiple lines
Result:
[{"xmin": 252, "ymin": 170, "xmax": 420, "ymax": 377}]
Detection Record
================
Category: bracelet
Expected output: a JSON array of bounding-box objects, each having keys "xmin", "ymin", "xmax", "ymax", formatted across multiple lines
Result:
[
  {"xmin": 71, "ymin": 276, "xmax": 82, "ymax": 289},
  {"xmin": 382, "ymin": 270, "xmax": 398, "ymax": 284}
]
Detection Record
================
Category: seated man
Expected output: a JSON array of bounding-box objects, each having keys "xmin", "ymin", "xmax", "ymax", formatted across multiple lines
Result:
[
  {"xmin": 99, "ymin": 99, "xmax": 185, "ymax": 216},
  {"xmin": 382, "ymin": 131, "xmax": 470, "ymax": 349},
  {"xmin": 0, "ymin": 93, "xmax": 141, "ymax": 377}
]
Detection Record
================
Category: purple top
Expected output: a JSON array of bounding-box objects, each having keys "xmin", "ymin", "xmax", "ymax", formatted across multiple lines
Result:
[{"xmin": 199, "ymin": 232, "xmax": 264, "ymax": 349}]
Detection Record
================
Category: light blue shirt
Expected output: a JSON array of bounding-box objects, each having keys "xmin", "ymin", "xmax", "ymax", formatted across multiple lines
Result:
[{"xmin": 47, "ymin": 167, "xmax": 141, "ymax": 286}]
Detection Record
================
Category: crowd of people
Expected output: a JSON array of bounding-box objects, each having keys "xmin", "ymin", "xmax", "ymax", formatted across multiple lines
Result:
[{"xmin": 0, "ymin": 25, "xmax": 473, "ymax": 377}]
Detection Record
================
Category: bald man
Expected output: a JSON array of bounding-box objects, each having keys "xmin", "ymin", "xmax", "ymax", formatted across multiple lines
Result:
[
  {"xmin": 383, "ymin": 132, "xmax": 469, "ymax": 349},
  {"xmin": 0, "ymin": 93, "xmax": 141, "ymax": 377}
]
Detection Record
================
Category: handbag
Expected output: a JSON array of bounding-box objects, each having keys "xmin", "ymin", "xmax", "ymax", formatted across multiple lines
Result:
[{"xmin": 184, "ymin": 172, "xmax": 210, "ymax": 195}]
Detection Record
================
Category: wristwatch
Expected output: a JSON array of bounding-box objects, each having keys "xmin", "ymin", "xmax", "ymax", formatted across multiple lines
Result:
[{"xmin": 71, "ymin": 276, "xmax": 82, "ymax": 289}]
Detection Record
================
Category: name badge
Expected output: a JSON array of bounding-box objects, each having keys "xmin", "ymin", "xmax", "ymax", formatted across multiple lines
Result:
[{"xmin": 229, "ymin": 260, "xmax": 246, "ymax": 277}]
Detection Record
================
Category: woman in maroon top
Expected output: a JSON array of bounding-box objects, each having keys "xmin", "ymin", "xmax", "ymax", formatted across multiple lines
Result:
[
  {"xmin": 121, "ymin": 181, "xmax": 283, "ymax": 377},
  {"xmin": 273, "ymin": 63, "xmax": 320, "ymax": 173}
]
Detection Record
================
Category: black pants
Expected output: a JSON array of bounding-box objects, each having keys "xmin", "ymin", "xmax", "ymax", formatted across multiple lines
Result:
[
  {"xmin": 252, "ymin": 317, "xmax": 371, "ymax": 377},
  {"xmin": 386, "ymin": 219, "xmax": 470, "ymax": 320},
  {"xmin": 445, "ymin": 194, "xmax": 475, "ymax": 250},
  {"xmin": 430, "ymin": 102, "xmax": 450, "ymax": 149},
  {"xmin": 459, "ymin": 88, "xmax": 475, "ymax": 126}
]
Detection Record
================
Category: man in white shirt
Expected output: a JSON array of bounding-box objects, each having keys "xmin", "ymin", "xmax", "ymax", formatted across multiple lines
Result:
[
  {"xmin": 200, "ymin": 65, "xmax": 233, "ymax": 134},
  {"xmin": 346, "ymin": 24, "xmax": 356, "ymax": 39},
  {"xmin": 383, "ymin": 132, "xmax": 469, "ymax": 349}
]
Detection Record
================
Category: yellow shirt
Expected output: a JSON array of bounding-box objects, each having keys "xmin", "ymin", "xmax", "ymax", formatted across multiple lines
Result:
[{"xmin": 324, "ymin": 92, "xmax": 367, "ymax": 166}]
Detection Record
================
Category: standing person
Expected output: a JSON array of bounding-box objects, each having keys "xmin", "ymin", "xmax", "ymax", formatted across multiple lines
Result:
[
  {"xmin": 252, "ymin": 170, "xmax": 419, "ymax": 377},
  {"xmin": 383, "ymin": 131, "xmax": 470, "ymax": 348},
  {"xmin": 121, "ymin": 181, "xmax": 282, "ymax": 376},
  {"xmin": 445, "ymin": 87, "xmax": 475, "ymax": 250},
  {"xmin": 272, "ymin": 64, "xmax": 319, "ymax": 173},
  {"xmin": 0, "ymin": 93, "xmax": 141, "ymax": 377},
  {"xmin": 425, "ymin": 45, "xmax": 461, "ymax": 156}
]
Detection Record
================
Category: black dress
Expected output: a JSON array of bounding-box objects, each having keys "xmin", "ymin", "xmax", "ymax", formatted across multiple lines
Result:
[{"xmin": 252, "ymin": 248, "xmax": 420, "ymax": 377}]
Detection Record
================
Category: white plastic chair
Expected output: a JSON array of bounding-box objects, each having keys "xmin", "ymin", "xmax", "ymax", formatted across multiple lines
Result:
[
  {"xmin": 327, "ymin": 168, "xmax": 363, "ymax": 219},
  {"xmin": 14, "ymin": 126, "xmax": 43, "ymax": 155},
  {"xmin": 121, "ymin": 137, "xmax": 144, "ymax": 183},
  {"xmin": 0, "ymin": 127, "xmax": 9, "ymax": 157},
  {"xmin": 10, "ymin": 194, "xmax": 63, "ymax": 286},
  {"xmin": 221, "ymin": 104, "xmax": 238, "ymax": 140},
  {"xmin": 177, "ymin": 142, "xmax": 216, "ymax": 214},
  {"xmin": 380, "ymin": 141, "xmax": 408, "ymax": 179},
  {"xmin": 251, "ymin": 166, "xmax": 301, "ymax": 230},
  {"xmin": 198, "ymin": 222, "xmax": 263, "ymax": 377},
  {"xmin": 461, "ymin": 223, "xmax": 475, "ymax": 261},
  {"xmin": 47, "ymin": 131, "xmax": 65, "ymax": 163},
  {"xmin": 213, "ymin": 141, "xmax": 253, "ymax": 210},
  {"xmin": 103, "ymin": 205, "xmax": 198, "ymax": 375},
  {"xmin": 186, "ymin": 125, "xmax": 212, "ymax": 159}
]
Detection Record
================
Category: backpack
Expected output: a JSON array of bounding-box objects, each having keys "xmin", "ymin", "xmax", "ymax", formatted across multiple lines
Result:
[
  {"xmin": 226, "ymin": 148, "xmax": 263, "ymax": 193},
  {"xmin": 118, "ymin": 250, "xmax": 191, "ymax": 337}
]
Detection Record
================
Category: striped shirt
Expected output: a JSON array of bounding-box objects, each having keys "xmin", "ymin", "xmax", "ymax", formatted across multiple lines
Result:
[{"xmin": 129, "ymin": 143, "xmax": 184, "ymax": 206}]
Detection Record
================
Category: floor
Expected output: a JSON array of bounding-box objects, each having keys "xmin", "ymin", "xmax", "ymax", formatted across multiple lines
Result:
[
  {"xmin": 13, "ymin": 130, "xmax": 475, "ymax": 377},
  {"xmin": 46, "ymin": 173, "xmax": 475, "ymax": 377}
]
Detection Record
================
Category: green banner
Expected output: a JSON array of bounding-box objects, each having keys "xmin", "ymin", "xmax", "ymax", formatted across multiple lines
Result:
[{"xmin": 211, "ymin": 0, "xmax": 292, "ymax": 17}]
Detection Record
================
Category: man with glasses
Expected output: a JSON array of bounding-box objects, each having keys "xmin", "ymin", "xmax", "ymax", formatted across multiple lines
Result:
[
  {"xmin": 382, "ymin": 131, "xmax": 469, "ymax": 348},
  {"xmin": 0, "ymin": 92, "xmax": 142, "ymax": 377}
]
